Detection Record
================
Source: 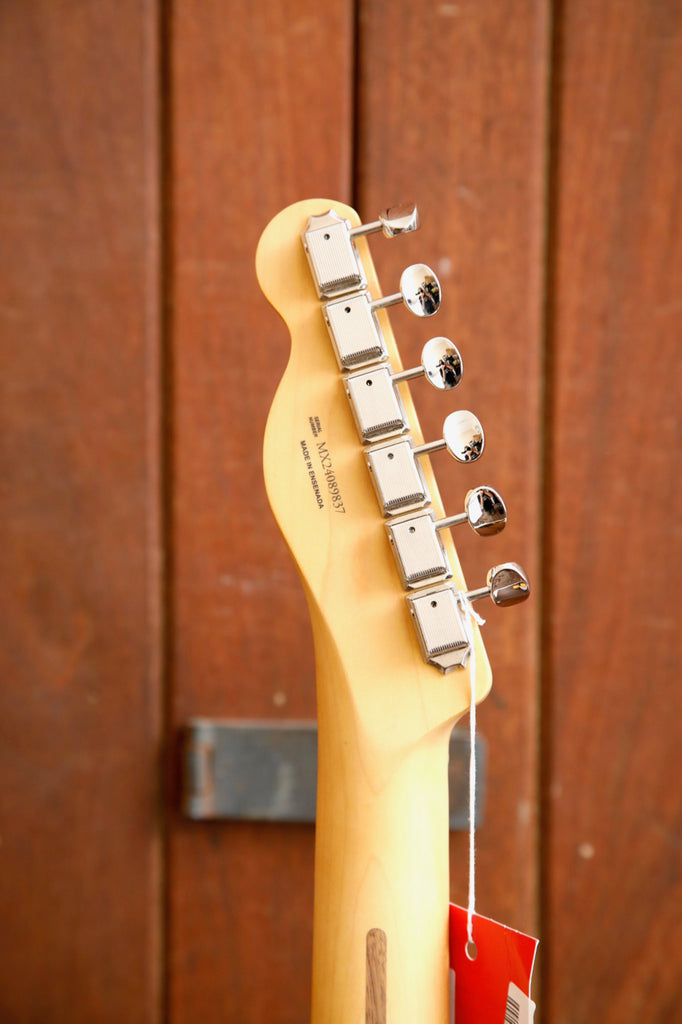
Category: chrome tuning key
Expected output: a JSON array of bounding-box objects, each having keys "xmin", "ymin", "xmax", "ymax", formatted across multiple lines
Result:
[
  {"xmin": 407, "ymin": 563, "xmax": 530, "ymax": 673},
  {"xmin": 365, "ymin": 411, "xmax": 485, "ymax": 517},
  {"xmin": 349, "ymin": 202, "xmax": 420, "ymax": 239},
  {"xmin": 436, "ymin": 486, "xmax": 506, "ymax": 537},
  {"xmin": 462, "ymin": 562, "xmax": 530, "ymax": 607},
  {"xmin": 344, "ymin": 338, "xmax": 463, "ymax": 444},
  {"xmin": 385, "ymin": 487, "xmax": 507, "ymax": 589},
  {"xmin": 392, "ymin": 336, "xmax": 463, "ymax": 391},
  {"xmin": 302, "ymin": 204, "xmax": 420, "ymax": 301},
  {"xmin": 371, "ymin": 263, "xmax": 441, "ymax": 317},
  {"xmin": 412, "ymin": 409, "xmax": 484, "ymax": 463},
  {"xmin": 323, "ymin": 264, "xmax": 442, "ymax": 372}
]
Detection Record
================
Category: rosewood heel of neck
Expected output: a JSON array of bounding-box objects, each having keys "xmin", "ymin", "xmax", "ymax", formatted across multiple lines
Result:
[{"xmin": 366, "ymin": 928, "xmax": 387, "ymax": 1024}]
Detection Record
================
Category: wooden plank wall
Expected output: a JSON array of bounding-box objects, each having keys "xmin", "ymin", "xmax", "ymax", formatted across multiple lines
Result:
[
  {"xmin": 1, "ymin": 1, "xmax": 680, "ymax": 1022},
  {"xmin": 545, "ymin": 2, "xmax": 682, "ymax": 1022},
  {"xmin": 0, "ymin": 3, "xmax": 162, "ymax": 1022},
  {"xmin": 167, "ymin": 2, "xmax": 353, "ymax": 1021}
]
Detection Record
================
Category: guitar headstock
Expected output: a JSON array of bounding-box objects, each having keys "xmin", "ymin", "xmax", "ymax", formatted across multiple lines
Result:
[{"xmin": 256, "ymin": 199, "xmax": 528, "ymax": 751}]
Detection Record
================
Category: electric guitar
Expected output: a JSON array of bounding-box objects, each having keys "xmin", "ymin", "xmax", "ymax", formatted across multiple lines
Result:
[{"xmin": 256, "ymin": 199, "xmax": 529, "ymax": 1024}]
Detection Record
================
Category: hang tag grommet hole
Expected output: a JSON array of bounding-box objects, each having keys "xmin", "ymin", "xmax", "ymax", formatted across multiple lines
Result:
[{"xmin": 465, "ymin": 940, "xmax": 478, "ymax": 961}]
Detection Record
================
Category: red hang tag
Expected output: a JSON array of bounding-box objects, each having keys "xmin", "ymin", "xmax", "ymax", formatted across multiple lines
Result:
[{"xmin": 449, "ymin": 904, "xmax": 538, "ymax": 1024}]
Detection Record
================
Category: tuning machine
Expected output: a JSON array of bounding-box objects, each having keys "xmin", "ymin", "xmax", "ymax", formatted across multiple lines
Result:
[
  {"xmin": 463, "ymin": 563, "xmax": 530, "ymax": 607},
  {"xmin": 386, "ymin": 487, "xmax": 507, "ymax": 589},
  {"xmin": 407, "ymin": 564, "xmax": 530, "ymax": 673},
  {"xmin": 412, "ymin": 409, "xmax": 484, "ymax": 463},
  {"xmin": 323, "ymin": 264, "xmax": 441, "ymax": 371},
  {"xmin": 302, "ymin": 204, "xmax": 420, "ymax": 301},
  {"xmin": 349, "ymin": 202, "xmax": 420, "ymax": 239},
  {"xmin": 392, "ymin": 336, "xmax": 463, "ymax": 391},
  {"xmin": 365, "ymin": 411, "xmax": 485, "ymax": 517},
  {"xmin": 371, "ymin": 263, "xmax": 441, "ymax": 317},
  {"xmin": 344, "ymin": 338, "xmax": 463, "ymax": 444}
]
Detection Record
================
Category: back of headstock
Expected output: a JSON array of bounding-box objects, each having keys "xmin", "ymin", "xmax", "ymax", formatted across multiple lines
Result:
[
  {"xmin": 259, "ymin": 201, "xmax": 502, "ymax": 745},
  {"xmin": 257, "ymin": 200, "xmax": 528, "ymax": 748}
]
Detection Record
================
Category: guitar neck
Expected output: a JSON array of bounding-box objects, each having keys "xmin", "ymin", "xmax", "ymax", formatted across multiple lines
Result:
[
  {"xmin": 309, "ymin": 600, "xmax": 452, "ymax": 1024},
  {"xmin": 256, "ymin": 198, "xmax": 528, "ymax": 1024}
]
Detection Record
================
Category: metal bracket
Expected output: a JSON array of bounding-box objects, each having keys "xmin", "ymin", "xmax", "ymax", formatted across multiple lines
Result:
[
  {"xmin": 182, "ymin": 719, "xmax": 486, "ymax": 830},
  {"xmin": 302, "ymin": 209, "xmax": 367, "ymax": 299},
  {"xmin": 365, "ymin": 437, "xmax": 430, "ymax": 516},
  {"xmin": 407, "ymin": 585, "xmax": 472, "ymax": 673},
  {"xmin": 344, "ymin": 364, "xmax": 410, "ymax": 444},
  {"xmin": 385, "ymin": 509, "xmax": 453, "ymax": 589},
  {"xmin": 323, "ymin": 292, "xmax": 389, "ymax": 370}
]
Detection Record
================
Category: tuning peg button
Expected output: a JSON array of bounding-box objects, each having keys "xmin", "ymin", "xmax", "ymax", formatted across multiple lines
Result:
[
  {"xmin": 386, "ymin": 488, "xmax": 507, "ymax": 589},
  {"xmin": 303, "ymin": 204, "xmax": 420, "ymax": 300},
  {"xmin": 436, "ymin": 486, "xmax": 506, "ymax": 537},
  {"xmin": 349, "ymin": 202, "xmax": 420, "ymax": 239},
  {"xmin": 464, "ymin": 562, "xmax": 530, "ymax": 607},
  {"xmin": 412, "ymin": 410, "xmax": 485, "ymax": 464},
  {"xmin": 344, "ymin": 338, "xmax": 463, "ymax": 445},
  {"xmin": 371, "ymin": 264, "xmax": 441, "ymax": 317},
  {"xmin": 407, "ymin": 563, "xmax": 530, "ymax": 673},
  {"xmin": 392, "ymin": 336, "xmax": 463, "ymax": 391}
]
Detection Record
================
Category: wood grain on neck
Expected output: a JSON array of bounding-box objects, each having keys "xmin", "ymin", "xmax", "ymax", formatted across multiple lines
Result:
[{"xmin": 307, "ymin": 600, "xmax": 453, "ymax": 1024}]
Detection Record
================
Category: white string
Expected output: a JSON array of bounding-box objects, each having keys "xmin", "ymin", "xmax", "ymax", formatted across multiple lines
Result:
[{"xmin": 458, "ymin": 590, "xmax": 486, "ymax": 954}]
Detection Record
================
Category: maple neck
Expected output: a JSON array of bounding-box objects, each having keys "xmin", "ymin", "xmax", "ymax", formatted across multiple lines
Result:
[
  {"xmin": 309, "ymin": 603, "xmax": 452, "ymax": 1024},
  {"xmin": 257, "ymin": 199, "xmax": 499, "ymax": 1024}
]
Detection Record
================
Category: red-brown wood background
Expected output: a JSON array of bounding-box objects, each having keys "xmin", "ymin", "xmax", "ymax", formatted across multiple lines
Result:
[{"xmin": 1, "ymin": 2, "xmax": 680, "ymax": 1022}]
